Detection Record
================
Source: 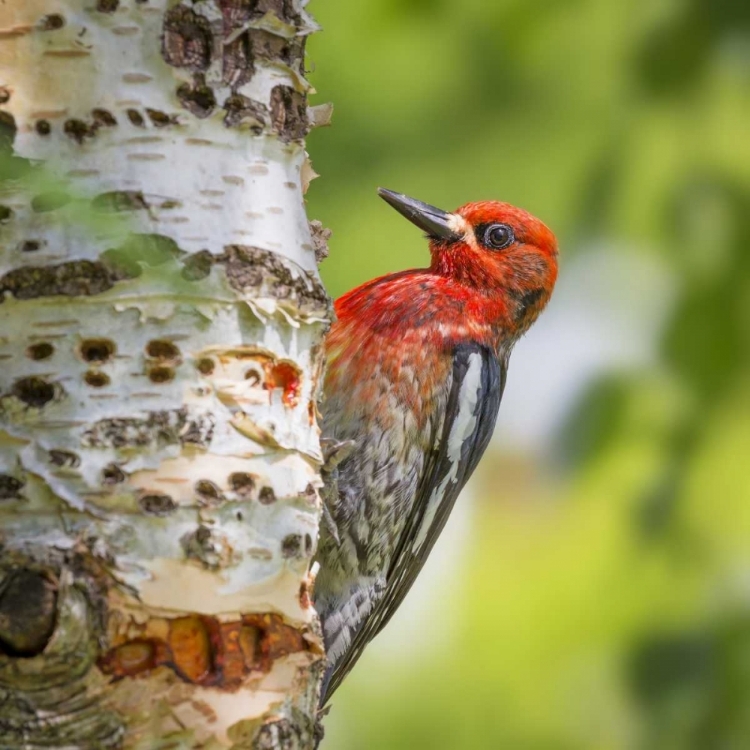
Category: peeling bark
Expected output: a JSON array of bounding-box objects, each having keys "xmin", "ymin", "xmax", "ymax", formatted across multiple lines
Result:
[{"xmin": 0, "ymin": 0, "xmax": 329, "ymax": 747}]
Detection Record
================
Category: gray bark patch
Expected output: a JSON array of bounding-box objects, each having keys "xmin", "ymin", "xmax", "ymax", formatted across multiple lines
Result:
[
  {"xmin": 0, "ymin": 261, "xmax": 114, "ymax": 300},
  {"xmin": 81, "ymin": 408, "xmax": 215, "ymax": 450}
]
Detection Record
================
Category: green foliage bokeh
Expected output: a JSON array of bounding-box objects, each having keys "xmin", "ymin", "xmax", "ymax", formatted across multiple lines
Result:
[{"xmin": 306, "ymin": 0, "xmax": 750, "ymax": 747}]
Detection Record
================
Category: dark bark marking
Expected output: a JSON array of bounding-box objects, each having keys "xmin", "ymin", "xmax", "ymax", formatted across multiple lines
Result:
[
  {"xmin": 48, "ymin": 449, "xmax": 81, "ymax": 468},
  {"xmin": 126, "ymin": 109, "xmax": 145, "ymax": 127},
  {"xmin": 91, "ymin": 108, "xmax": 117, "ymax": 127},
  {"xmin": 195, "ymin": 479, "xmax": 225, "ymax": 504},
  {"xmin": 196, "ymin": 357, "xmax": 215, "ymax": 375},
  {"xmin": 0, "ymin": 569, "xmax": 58, "ymax": 657},
  {"xmin": 79, "ymin": 338, "xmax": 116, "ymax": 363},
  {"xmin": 96, "ymin": 0, "xmax": 119, "ymax": 13},
  {"xmin": 0, "ymin": 110, "xmax": 16, "ymax": 149},
  {"xmin": 176, "ymin": 74, "xmax": 216, "ymax": 119},
  {"xmin": 146, "ymin": 108, "xmax": 178, "ymax": 127},
  {"xmin": 281, "ymin": 534, "xmax": 304, "ymax": 559},
  {"xmin": 10, "ymin": 377, "xmax": 59, "ymax": 408},
  {"xmin": 258, "ymin": 486, "xmax": 276, "ymax": 505},
  {"xmin": 26, "ymin": 342, "xmax": 55, "ymax": 360},
  {"xmin": 138, "ymin": 493, "xmax": 177, "ymax": 516},
  {"xmin": 0, "ymin": 475, "xmax": 24, "ymax": 500},
  {"xmin": 229, "ymin": 472, "xmax": 256, "ymax": 496},
  {"xmin": 270, "ymin": 85, "xmax": 308, "ymax": 142},
  {"xmin": 146, "ymin": 340, "xmax": 181, "ymax": 361},
  {"xmin": 162, "ymin": 7, "xmax": 213, "ymax": 71},
  {"xmin": 84, "ymin": 370, "xmax": 110, "ymax": 388},
  {"xmin": 39, "ymin": 14, "xmax": 65, "ymax": 31},
  {"xmin": 147, "ymin": 366, "xmax": 175, "ymax": 384},
  {"xmin": 64, "ymin": 118, "xmax": 96, "ymax": 143},
  {"xmin": 102, "ymin": 463, "xmax": 126, "ymax": 485},
  {"xmin": 222, "ymin": 95, "xmax": 268, "ymax": 130}
]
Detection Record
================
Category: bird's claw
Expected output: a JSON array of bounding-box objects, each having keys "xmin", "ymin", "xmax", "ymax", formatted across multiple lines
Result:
[{"xmin": 320, "ymin": 438, "xmax": 355, "ymax": 471}]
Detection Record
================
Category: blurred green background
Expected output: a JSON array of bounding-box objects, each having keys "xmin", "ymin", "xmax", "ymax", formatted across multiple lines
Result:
[{"xmin": 306, "ymin": 0, "xmax": 750, "ymax": 747}]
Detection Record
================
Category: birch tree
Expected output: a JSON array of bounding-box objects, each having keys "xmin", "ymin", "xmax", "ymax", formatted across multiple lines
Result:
[{"xmin": 0, "ymin": 0, "xmax": 330, "ymax": 746}]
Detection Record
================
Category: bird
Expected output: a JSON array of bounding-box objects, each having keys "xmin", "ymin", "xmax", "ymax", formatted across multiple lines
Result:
[{"xmin": 313, "ymin": 188, "xmax": 558, "ymax": 707}]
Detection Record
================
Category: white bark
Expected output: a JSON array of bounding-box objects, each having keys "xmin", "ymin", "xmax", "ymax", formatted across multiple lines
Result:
[{"xmin": 0, "ymin": 0, "xmax": 329, "ymax": 747}]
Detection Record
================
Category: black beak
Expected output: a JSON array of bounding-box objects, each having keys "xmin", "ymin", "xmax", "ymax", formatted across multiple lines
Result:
[{"xmin": 378, "ymin": 188, "xmax": 462, "ymax": 242}]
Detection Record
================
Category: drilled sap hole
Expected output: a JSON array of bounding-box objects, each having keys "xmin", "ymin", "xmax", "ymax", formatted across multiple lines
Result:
[
  {"xmin": 64, "ymin": 118, "xmax": 95, "ymax": 143},
  {"xmin": 20, "ymin": 240, "xmax": 41, "ymax": 252},
  {"xmin": 35, "ymin": 120, "xmax": 51, "ymax": 136},
  {"xmin": 196, "ymin": 357, "xmax": 215, "ymax": 375},
  {"xmin": 258, "ymin": 486, "xmax": 276, "ymax": 505},
  {"xmin": 49, "ymin": 449, "xmax": 80, "ymax": 468},
  {"xmin": 39, "ymin": 13, "xmax": 65, "ymax": 30},
  {"xmin": 146, "ymin": 109, "xmax": 176, "ymax": 127},
  {"xmin": 92, "ymin": 108, "xmax": 117, "ymax": 127},
  {"xmin": 281, "ymin": 534, "xmax": 304, "ymax": 559},
  {"xmin": 0, "ymin": 206, "xmax": 14, "ymax": 224},
  {"xmin": 96, "ymin": 0, "xmax": 119, "ymax": 12},
  {"xmin": 148, "ymin": 366, "xmax": 175, "ymax": 384},
  {"xmin": 146, "ymin": 340, "xmax": 180, "ymax": 361},
  {"xmin": 176, "ymin": 76, "xmax": 216, "ymax": 118},
  {"xmin": 102, "ymin": 463, "xmax": 126, "ymax": 485},
  {"xmin": 228, "ymin": 472, "xmax": 255, "ymax": 497},
  {"xmin": 127, "ymin": 109, "xmax": 145, "ymax": 127},
  {"xmin": 139, "ymin": 493, "xmax": 176, "ymax": 516},
  {"xmin": 84, "ymin": 370, "xmax": 110, "ymax": 388},
  {"xmin": 195, "ymin": 480, "xmax": 224, "ymax": 505},
  {"xmin": 0, "ymin": 475, "xmax": 24, "ymax": 500},
  {"xmin": 79, "ymin": 338, "xmax": 115, "ymax": 363},
  {"xmin": 12, "ymin": 377, "xmax": 56, "ymax": 408},
  {"xmin": 26, "ymin": 342, "xmax": 54, "ymax": 360},
  {"xmin": 0, "ymin": 88, "xmax": 9, "ymax": 104}
]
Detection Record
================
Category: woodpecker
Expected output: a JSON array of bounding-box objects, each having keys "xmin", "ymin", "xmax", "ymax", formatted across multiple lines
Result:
[{"xmin": 313, "ymin": 189, "xmax": 558, "ymax": 706}]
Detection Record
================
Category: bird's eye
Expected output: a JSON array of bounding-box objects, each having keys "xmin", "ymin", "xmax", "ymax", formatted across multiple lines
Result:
[{"xmin": 482, "ymin": 223, "xmax": 514, "ymax": 250}]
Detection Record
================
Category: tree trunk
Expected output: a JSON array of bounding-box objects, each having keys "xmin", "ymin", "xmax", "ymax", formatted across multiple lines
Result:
[{"xmin": 0, "ymin": 1, "xmax": 329, "ymax": 747}]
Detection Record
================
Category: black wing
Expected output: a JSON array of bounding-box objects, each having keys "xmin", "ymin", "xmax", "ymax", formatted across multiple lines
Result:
[{"xmin": 320, "ymin": 343, "xmax": 506, "ymax": 704}]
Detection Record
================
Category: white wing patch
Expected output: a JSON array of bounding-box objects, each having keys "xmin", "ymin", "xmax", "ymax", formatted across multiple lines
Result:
[{"xmin": 412, "ymin": 351, "xmax": 483, "ymax": 551}]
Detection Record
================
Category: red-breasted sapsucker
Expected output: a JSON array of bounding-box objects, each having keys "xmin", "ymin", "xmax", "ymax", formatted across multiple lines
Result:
[{"xmin": 313, "ymin": 189, "xmax": 558, "ymax": 705}]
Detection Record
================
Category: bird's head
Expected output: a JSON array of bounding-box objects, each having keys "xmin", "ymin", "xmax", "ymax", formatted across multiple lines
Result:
[{"xmin": 378, "ymin": 188, "xmax": 558, "ymax": 327}]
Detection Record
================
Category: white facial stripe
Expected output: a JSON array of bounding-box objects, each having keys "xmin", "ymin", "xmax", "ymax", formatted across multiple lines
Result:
[{"xmin": 447, "ymin": 214, "xmax": 480, "ymax": 250}]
